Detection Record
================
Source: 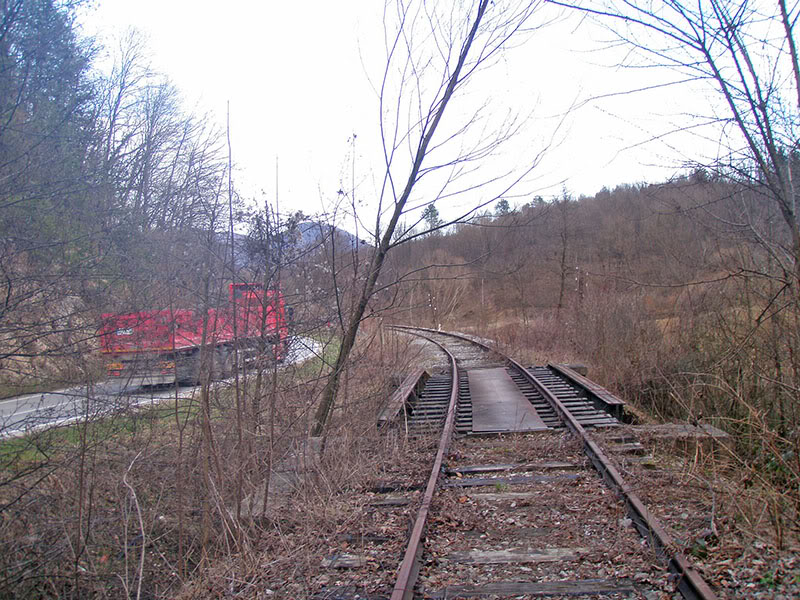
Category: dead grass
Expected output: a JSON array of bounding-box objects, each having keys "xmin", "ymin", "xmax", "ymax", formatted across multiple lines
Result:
[
  {"xmin": 0, "ymin": 330, "xmax": 432, "ymax": 599},
  {"xmin": 593, "ymin": 426, "xmax": 800, "ymax": 598},
  {"xmin": 5, "ymin": 303, "xmax": 800, "ymax": 599}
]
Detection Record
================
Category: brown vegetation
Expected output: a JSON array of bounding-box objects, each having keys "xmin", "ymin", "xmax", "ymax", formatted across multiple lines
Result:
[
  {"xmin": 0, "ymin": 327, "xmax": 413, "ymax": 597},
  {"xmin": 383, "ymin": 175, "xmax": 800, "ymax": 553}
]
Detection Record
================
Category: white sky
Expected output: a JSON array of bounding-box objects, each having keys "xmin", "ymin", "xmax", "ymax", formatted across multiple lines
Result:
[{"xmin": 78, "ymin": 1, "xmax": 719, "ymax": 225}]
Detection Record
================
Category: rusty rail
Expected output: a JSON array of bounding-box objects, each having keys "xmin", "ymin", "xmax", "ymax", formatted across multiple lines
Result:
[
  {"xmin": 509, "ymin": 356, "xmax": 718, "ymax": 600},
  {"xmin": 390, "ymin": 325, "xmax": 718, "ymax": 600},
  {"xmin": 390, "ymin": 334, "xmax": 459, "ymax": 600}
]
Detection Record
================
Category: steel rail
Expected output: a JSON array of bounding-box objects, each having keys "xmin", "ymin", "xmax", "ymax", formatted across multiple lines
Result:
[
  {"xmin": 510, "ymin": 357, "xmax": 718, "ymax": 600},
  {"xmin": 390, "ymin": 333, "xmax": 459, "ymax": 600},
  {"xmin": 390, "ymin": 325, "xmax": 718, "ymax": 600}
]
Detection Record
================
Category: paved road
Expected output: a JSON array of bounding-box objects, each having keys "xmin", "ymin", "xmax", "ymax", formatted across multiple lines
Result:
[
  {"xmin": 0, "ymin": 380, "xmax": 193, "ymax": 437},
  {"xmin": 0, "ymin": 336, "xmax": 321, "ymax": 438}
]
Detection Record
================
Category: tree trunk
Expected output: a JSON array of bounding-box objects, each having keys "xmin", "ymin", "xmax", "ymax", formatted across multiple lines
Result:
[{"xmin": 311, "ymin": 0, "xmax": 492, "ymax": 437}]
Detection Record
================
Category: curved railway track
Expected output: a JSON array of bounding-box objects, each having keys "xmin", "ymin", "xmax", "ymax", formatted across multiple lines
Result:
[{"xmin": 385, "ymin": 326, "xmax": 717, "ymax": 600}]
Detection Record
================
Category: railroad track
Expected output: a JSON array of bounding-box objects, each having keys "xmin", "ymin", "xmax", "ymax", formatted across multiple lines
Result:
[
  {"xmin": 396, "ymin": 329, "xmax": 622, "ymax": 436},
  {"xmin": 315, "ymin": 327, "xmax": 718, "ymax": 600}
]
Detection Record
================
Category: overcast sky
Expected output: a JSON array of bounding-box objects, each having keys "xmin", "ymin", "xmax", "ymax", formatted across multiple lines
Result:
[{"xmin": 78, "ymin": 1, "xmax": 716, "ymax": 225}]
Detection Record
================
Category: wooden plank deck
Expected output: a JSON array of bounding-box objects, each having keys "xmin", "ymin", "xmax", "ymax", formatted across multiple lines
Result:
[{"xmin": 376, "ymin": 368, "xmax": 429, "ymax": 426}]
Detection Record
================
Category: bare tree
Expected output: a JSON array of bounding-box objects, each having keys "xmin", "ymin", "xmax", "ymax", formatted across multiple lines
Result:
[
  {"xmin": 549, "ymin": 0, "xmax": 800, "ymax": 285},
  {"xmin": 543, "ymin": 0, "xmax": 800, "ymax": 539},
  {"xmin": 312, "ymin": 0, "xmax": 547, "ymax": 436},
  {"xmin": 95, "ymin": 29, "xmax": 226, "ymax": 234},
  {"xmin": 555, "ymin": 190, "xmax": 572, "ymax": 314}
]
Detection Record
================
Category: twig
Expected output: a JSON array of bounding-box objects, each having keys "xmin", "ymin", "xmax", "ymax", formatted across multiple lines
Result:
[{"xmin": 122, "ymin": 451, "xmax": 146, "ymax": 600}]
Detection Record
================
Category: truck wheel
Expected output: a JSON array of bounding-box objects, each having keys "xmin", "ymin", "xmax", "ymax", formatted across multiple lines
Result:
[
  {"xmin": 177, "ymin": 350, "xmax": 201, "ymax": 385},
  {"xmin": 221, "ymin": 347, "xmax": 235, "ymax": 378}
]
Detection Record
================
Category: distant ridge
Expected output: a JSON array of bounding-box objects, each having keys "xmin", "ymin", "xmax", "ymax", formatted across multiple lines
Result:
[
  {"xmin": 225, "ymin": 220, "xmax": 370, "ymax": 269},
  {"xmin": 292, "ymin": 221, "xmax": 370, "ymax": 251}
]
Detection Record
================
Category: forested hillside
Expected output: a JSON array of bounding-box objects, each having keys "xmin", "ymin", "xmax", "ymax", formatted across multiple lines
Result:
[{"xmin": 384, "ymin": 172, "xmax": 800, "ymax": 505}]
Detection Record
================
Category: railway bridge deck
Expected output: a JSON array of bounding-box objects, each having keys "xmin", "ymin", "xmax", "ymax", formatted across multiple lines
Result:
[{"xmin": 468, "ymin": 367, "xmax": 548, "ymax": 433}]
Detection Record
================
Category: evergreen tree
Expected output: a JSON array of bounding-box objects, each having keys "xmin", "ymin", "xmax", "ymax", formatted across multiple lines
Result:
[{"xmin": 422, "ymin": 203, "xmax": 442, "ymax": 233}]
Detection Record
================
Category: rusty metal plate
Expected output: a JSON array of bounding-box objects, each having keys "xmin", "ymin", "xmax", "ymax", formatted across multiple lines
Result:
[{"xmin": 468, "ymin": 367, "xmax": 548, "ymax": 433}]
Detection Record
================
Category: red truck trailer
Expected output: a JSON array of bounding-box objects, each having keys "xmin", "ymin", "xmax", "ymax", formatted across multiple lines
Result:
[{"xmin": 99, "ymin": 283, "xmax": 288, "ymax": 387}]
